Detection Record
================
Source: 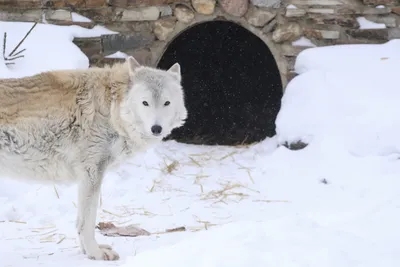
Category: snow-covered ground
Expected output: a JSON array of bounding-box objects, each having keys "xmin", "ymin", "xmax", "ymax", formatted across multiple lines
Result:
[{"xmin": 1, "ymin": 21, "xmax": 400, "ymax": 267}]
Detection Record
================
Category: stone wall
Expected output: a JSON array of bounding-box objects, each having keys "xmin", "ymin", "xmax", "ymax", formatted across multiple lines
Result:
[{"xmin": 1, "ymin": 0, "xmax": 400, "ymax": 88}]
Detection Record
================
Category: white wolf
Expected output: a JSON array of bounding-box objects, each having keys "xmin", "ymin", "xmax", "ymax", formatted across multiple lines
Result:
[{"xmin": 0, "ymin": 56, "xmax": 187, "ymax": 260}]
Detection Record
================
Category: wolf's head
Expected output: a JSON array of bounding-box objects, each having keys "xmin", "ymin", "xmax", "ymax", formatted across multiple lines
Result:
[{"xmin": 119, "ymin": 56, "xmax": 187, "ymax": 140}]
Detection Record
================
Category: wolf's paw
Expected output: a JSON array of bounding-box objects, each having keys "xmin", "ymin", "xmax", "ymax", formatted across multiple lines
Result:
[{"xmin": 87, "ymin": 246, "xmax": 120, "ymax": 261}]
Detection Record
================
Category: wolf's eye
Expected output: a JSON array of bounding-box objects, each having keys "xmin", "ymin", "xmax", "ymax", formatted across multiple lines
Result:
[
  {"xmin": 164, "ymin": 101, "xmax": 170, "ymax": 106},
  {"xmin": 143, "ymin": 101, "xmax": 149, "ymax": 106}
]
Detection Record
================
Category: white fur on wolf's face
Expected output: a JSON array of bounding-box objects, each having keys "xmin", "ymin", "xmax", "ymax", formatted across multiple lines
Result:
[{"xmin": 121, "ymin": 57, "xmax": 187, "ymax": 140}]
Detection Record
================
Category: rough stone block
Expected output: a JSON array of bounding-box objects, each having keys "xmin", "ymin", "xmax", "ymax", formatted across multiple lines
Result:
[
  {"xmin": 0, "ymin": 0, "xmax": 41, "ymax": 8},
  {"xmin": 285, "ymin": 8, "xmax": 306, "ymax": 17},
  {"xmin": 101, "ymin": 33, "xmax": 155, "ymax": 53},
  {"xmin": 119, "ymin": 7, "xmax": 160, "ymax": 21},
  {"xmin": 363, "ymin": 0, "xmax": 398, "ymax": 5},
  {"xmin": 345, "ymin": 29, "xmax": 389, "ymax": 40},
  {"xmin": 0, "ymin": 9, "xmax": 42, "ymax": 22},
  {"xmin": 337, "ymin": 6, "xmax": 391, "ymax": 15},
  {"xmin": 159, "ymin": 5, "xmax": 172, "ymax": 16},
  {"xmin": 220, "ymin": 0, "xmax": 248, "ymax": 17},
  {"xmin": 364, "ymin": 15, "xmax": 397, "ymax": 27},
  {"xmin": 42, "ymin": 0, "xmax": 107, "ymax": 8},
  {"xmin": 245, "ymin": 7, "xmax": 276, "ymax": 27},
  {"xmin": 79, "ymin": 7, "xmax": 115, "ymax": 22},
  {"xmin": 272, "ymin": 22, "xmax": 302, "ymax": 43},
  {"xmin": 130, "ymin": 47, "xmax": 152, "ymax": 66},
  {"xmin": 304, "ymin": 29, "xmax": 340, "ymax": 39},
  {"xmin": 250, "ymin": 0, "xmax": 280, "ymax": 8},
  {"xmin": 307, "ymin": 15, "xmax": 360, "ymax": 28},
  {"xmin": 45, "ymin": 9, "xmax": 72, "ymax": 21},
  {"xmin": 388, "ymin": 28, "xmax": 400, "ymax": 39},
  {"xmin": 174, "ymin": 4, "xmax": 195, "ymax": 23},
  {"xmin": 308, "ymin": 8, "xmax": 335, "ymax": 14},
  {"xmin": 191, "ymin": 0, "xmax": 216, "ymax": 15},
  {"xmin": 262, "ymin": 19, "xmax": 277, "ymax": 33},
  {"xmin": 154, "ymin": 17, "xmax": 176, "ymax": 41},
  {"xmin": 73, "ymin": 37, "xmax": 102, "ymax": 58}
]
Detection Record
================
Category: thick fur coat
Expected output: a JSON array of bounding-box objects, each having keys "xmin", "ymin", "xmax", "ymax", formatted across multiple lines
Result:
[{"xmin": 0, "ymin": 57, "xmax": 187, "ymax": 260}]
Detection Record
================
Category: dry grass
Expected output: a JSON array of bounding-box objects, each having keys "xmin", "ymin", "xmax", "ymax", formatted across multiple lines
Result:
[
  {"xmin": 200, "ymin": 181, "xmax": 258, "ymax": 204},
  {"xmin": 53, "ymin": 185, "xmax": 60, "ymax": 199}
]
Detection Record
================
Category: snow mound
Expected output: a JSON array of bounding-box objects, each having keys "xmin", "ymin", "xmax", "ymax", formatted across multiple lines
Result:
[
  {"xmin": 0, "ymin": 22, "xmax": 117, "ymax": 79},
  {"xmin": 276, "ymin": 40, "xmax": 400, "ymax": 156},
  {"xmin": 122, "ymin": 219, "xmax": 397, "ymax": 267},
  {"xmin": 294, "ymin": 39, "xmax": 400, "ymax": 74}
]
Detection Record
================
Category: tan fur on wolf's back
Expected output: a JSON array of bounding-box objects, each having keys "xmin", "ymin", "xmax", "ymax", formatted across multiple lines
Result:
[{"xmin": 0, "ymin": 63, "xmax": 129, "ymax": 125}]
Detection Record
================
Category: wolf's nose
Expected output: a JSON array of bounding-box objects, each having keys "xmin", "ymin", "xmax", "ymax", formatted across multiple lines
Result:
[{"xmin": 151, "ymin": 125, "xmax": 162, "ymax": 135}]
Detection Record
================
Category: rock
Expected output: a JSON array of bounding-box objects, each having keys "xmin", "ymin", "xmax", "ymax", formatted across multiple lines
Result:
[
  {"xmin": 308, "ymin": 8, "xmax": 335, "ymax": 14},
  {"xmin": 250, "ymin": 0, "xmax": 281, "ymax": 8},
  {"xmin": 43, "ymin": 0, "xmax": 107, "ymax": 8},
  {"xmin": 389, "ymin": 28, "xmax": 400, "ymax": 39},
  {"xmin": 191, "ymin": 0, "xmax": 216, "ymax": 15},
  {"xmin": 73, "ymin": 37, "xmax": 102, "ymax": 58},
  {"xmin": 304, "ymin": 29, "xmax": 340, "ymax": 39},
  {"xmin": 285, "ymin": 8, "xmax": 306, "ymax": 17},
  {"xmin": 262, "ymin": 19, "xmax": 277, "ymax": 33},
  {"xmin": 131, "ymin": 48, "xmax": 152, "ymax": 66},
  {"xmin": 119, "ymin": 7, "xmax": 160, "ymax": 21},
  {"xmin": 307, "ymin": 16, "xmax": 360, "ymax": 28},
  {"xmin": 272, "ymin": 23, "xmax": 302, "ymax": 43},
  {"xmin": 361, "ymin": 6, "xmax": 392, "ymax": 15},
  {"xmin": 245, "ymin": 7, "xmax": 276, "ymax": 27},
  {"xmin": 174, "ymin": 4, "xmax": 195, "ymax": 23},
  {"xmin": 392, "ymin": 7, "xmax": 400, "ymax": 15},
  {"xmin": 336, "ymin": 6, "xmax": 391, "ymax": 15},
  {"xmin": 365, "ymin": 15, "xmax": 397, "ymax": 27},
  {"xmin": 345, "ymin": 29, "xmax": 389, "ymax": 40},
  {"xmin": 0, "ymin": 0, "xmax": 41, "ymax": 8},
  {"xmin": 159, "ymin": 5, "xmax": 173, "ymax": 17},
  {"xmin": 219, "ymin": 0, "xmax": 248, "ymax": 17},
  {"xmin": 347, "ymin": 28, "xmax": 400, "ymax": 40},
  {"xmin": 101, "ymin": 33, "xmax": 155, "ymax": 53},
  {"xmin": 0, "ymin": 9, "xmax": 42, "ymax": 22},
  {"xmin": 363, "ymin": 0, "xmax": 397, "ymax": 5},
  {"xmin": 45, "ymin": 9, "xmax": 72, "ymax": 21},
  {"xmin": 78, "ymin": 7, "xmax": 114, "ymax": 23},
  {"xmin": 154, "ymin": 18, "xmax": 176, "ymax": 41}
]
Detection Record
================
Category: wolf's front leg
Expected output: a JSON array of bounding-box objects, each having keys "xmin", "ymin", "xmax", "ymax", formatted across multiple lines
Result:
[{"xmin": 76, "ymin": 167, "xmax": 119, "ymax": 261}]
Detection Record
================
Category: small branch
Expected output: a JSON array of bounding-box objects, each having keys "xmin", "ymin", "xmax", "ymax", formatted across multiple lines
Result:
[
  {"xmin": 2, "ymin": 32, "xmax": 6, "ymax": 60},
  {"xmin": 12, "ymin": 48, "xmax": 26, "ymax": 57},
  {"xmin": 8, "ymin": 22, "xmax": 37, "ymax": 57},
  {"xmin": 5, "ymin": 55, "xmax": 24, "ymax": 62},
  {"xmin": 2, "ymin": 22, "xmax": 37, "ymax": 67}
]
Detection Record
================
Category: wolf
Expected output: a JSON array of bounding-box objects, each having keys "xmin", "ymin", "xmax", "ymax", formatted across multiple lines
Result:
[{"xmin": 0, "ymin": 56, "xmax": 187, "ymax": 260}]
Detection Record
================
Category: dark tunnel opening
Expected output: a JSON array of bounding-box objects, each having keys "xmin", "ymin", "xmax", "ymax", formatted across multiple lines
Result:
[{"xmin": 158, "ymin": 20, "xmax": 283, "ymax": 146}]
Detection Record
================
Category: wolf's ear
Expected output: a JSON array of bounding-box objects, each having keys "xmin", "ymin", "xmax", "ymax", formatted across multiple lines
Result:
[
  {"xmin": 167, "ymin": 63, "xmax": 181, "ymax": 82},
  {"xmin": 127, "ymin": 56, "xmax": 141, "ymax": 74}
]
